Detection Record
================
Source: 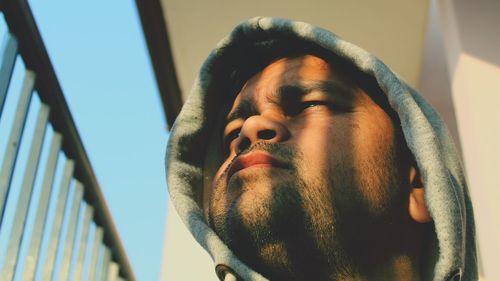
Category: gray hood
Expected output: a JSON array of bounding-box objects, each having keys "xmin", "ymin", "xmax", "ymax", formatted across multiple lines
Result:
[{"xmin": 165, "ymin": 17, "xmax": 477, "ymax": 281}]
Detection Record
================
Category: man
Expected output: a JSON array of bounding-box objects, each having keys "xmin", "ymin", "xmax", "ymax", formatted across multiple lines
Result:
[{"xmin": 166, "ymin": 18, "xmax": 477, "ymax": 281}]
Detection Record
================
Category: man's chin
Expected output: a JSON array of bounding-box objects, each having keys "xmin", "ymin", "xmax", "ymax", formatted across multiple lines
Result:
[
  {"xmin": 211, "ymin": 170, "xmax": 301, "ymax": 233},
  {"xmin": 211, "ymin": 176, "xmax": 323, "ymax": 281},
  {"xmin": 222, "ymin": 177, "xmax": 305, "ymax": 231}
]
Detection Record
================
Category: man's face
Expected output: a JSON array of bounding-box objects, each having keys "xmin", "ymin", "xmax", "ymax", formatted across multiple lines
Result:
[{"xmin": 208, "ymin": 55, "xmax": 413, "ymax": 279}]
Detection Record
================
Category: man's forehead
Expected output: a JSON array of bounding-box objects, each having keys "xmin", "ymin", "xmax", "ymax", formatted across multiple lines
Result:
[
  {"xmin": 231, "ymin": 55, "xmax": 335, "ymax": 102},
  {"xmin": 242, "ymin": 55, "xmax": 334, "ymax": 92}
]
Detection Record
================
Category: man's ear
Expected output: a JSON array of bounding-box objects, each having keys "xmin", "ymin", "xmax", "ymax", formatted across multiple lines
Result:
[{"xmin": 408, "ymin": 166, "xmax": 432, "ymax": 223}]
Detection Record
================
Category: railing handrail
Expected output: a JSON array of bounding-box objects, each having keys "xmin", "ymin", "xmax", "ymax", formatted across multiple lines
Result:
[{"xmin": 0, "ymin": 1, "xmax": 137, "ymax": 280}]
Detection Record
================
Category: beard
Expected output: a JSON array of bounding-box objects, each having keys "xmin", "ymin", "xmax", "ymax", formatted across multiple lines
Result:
[{"xmin": 208, "ymin": 141, "xmax": 409, "ymax": 281}]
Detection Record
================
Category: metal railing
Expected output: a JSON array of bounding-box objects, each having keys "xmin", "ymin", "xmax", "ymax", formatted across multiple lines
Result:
[{"xmin": 0, "ymin": 0, "xmax": 137, "ymax": 280}]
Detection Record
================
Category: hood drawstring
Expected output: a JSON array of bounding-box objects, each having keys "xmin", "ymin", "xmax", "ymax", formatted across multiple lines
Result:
[
  {"xmin": 216, "ymin": 264, "xmax": 241, "ymax": 281},
  {"xmin": 224, "ymin": 273, "xmax": 238, "ymax": 281}
]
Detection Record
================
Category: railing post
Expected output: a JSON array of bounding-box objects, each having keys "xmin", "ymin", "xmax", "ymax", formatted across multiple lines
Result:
[
  {"xmin": 0, "ymin": 33, "xmax": 17, "ymax": 118},
  {"xmin": 57, "ymin": 181, "xmax": 84, "ymax": 281},
  {"xmin": 88, "ymin": 226, "xmax": 104, "ymax": 281},
  {"xmin": 0, "ymin": 103, "xmax": 49, "ymax": 281},
  {"xmin": 41, "ymin": 159, "xmax": 74, "ymax": 281},
  {"xmin": 73, "ymin": 204, "xmax": 94, "ymax": 281},
  {"xmin": 0, "ymin": 70, "xmax": 35, "ymax": 226},
  {"xmin": 21, "ymin": 132, "xmax": 62, "ymax": 281}
]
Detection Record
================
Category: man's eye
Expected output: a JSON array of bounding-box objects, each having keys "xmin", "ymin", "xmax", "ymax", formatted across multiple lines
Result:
[
  {"xmin": 297, "ymin": 101, "xmax": 333, "ymax": 113},
  {"xmin": 302, "ymin": 101, "xmax": 328, "ymax": 109},
  {"xmin": 285, "ymin": 101, "xmax": 328, "ymax": 116}
]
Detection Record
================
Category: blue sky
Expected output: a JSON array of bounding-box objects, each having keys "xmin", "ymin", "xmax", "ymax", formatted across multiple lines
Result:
[{"xmin": 16, "ymin": 1, "xmax": 168, "ymax": 280}]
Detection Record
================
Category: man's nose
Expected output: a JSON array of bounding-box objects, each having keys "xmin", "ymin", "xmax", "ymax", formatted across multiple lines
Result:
[{"xmin": 235, "ymin": 115, "xmax": 290, "ymax": 153}]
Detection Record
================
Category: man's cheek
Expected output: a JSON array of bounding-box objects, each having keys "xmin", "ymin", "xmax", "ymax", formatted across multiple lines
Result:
[{"xmin": 208, "ymin": 179, "xmax": 230, "ymax": 234}]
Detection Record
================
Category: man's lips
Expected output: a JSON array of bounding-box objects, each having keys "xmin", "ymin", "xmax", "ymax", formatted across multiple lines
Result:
[{"xmin": 227, "ymin": 151, "xmax": 287, "ymax": 179}]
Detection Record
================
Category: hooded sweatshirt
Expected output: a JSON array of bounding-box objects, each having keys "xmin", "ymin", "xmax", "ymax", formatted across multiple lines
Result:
[{"xmin": 165, "ymin": 17, "xmax": 477, "ymax": 281}]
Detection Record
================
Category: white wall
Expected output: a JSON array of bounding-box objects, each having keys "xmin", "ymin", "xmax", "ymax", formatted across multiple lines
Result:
[
  {"xmin": 161, "ymin": 204, "xmax": 218, "ymax": 281},
  {"xmin": 437, "ymin": 0, "xmax": 500, "ymax": 280}
]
